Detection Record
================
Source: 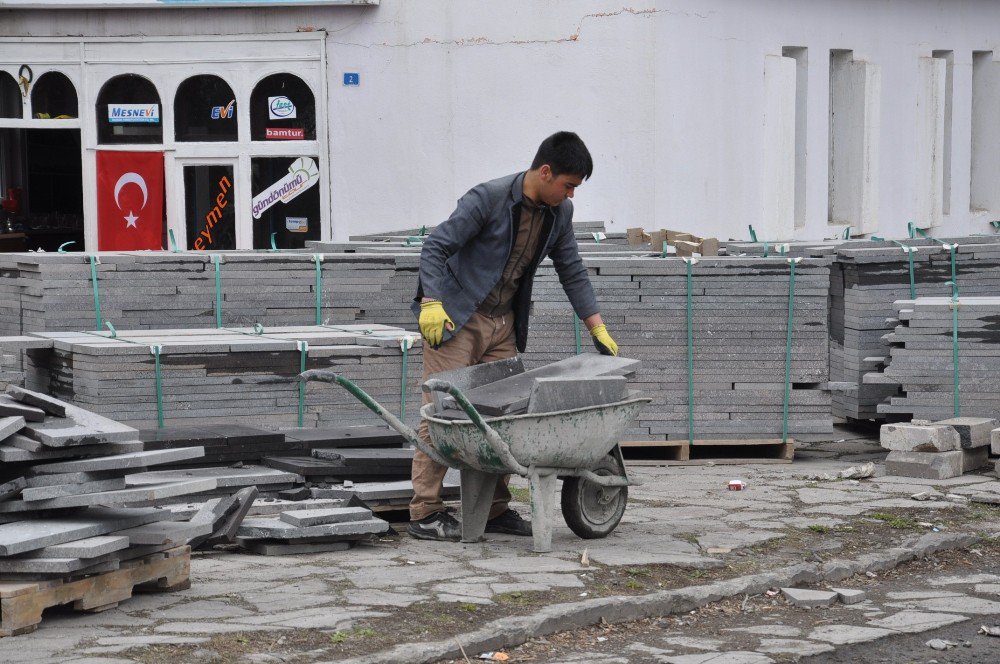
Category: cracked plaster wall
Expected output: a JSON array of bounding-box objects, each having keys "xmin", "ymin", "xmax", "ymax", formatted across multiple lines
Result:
[{"xmin": 2, "ymin": 0, "xmax": 1000, "ymax": 242}]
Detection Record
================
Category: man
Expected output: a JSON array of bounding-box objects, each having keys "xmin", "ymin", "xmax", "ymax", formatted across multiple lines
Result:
[{"xmin": 409, "ymin": 131, "xmax": 619, "ymax": 541}]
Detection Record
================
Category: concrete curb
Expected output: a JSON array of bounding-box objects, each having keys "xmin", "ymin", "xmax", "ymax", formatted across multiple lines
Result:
[{"xmin": 330, "ymin": 531, "xmax": 979, "ymax": 664}]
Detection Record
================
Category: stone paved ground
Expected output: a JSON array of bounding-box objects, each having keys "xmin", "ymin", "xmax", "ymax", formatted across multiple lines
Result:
[{"xmin": 0, "ymin": 427, "xmax": 997, "ymax": 664}]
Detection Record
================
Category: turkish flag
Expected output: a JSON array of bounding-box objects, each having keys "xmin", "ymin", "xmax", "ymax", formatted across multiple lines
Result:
[{"xmin": 96, "ymin": 151, "xmax": 165, "ymax": 250}]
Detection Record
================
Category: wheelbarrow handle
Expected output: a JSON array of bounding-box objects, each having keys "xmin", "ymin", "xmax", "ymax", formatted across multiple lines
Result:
[
  {"xmin": 422, "ymin": 378, "xmax": 528, "ymax": 476},
  {"xmin": 297, "ymin": 369, "xmax": 453, "ymax": 467}
]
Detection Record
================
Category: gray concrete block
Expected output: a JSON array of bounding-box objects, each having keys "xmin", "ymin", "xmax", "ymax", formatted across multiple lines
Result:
[
  {"xmin": 526, "ymin": 375, "xmax": 627, "ymax": 413},
  {"xmin": 781, "ymin": 587, "xmax": 839, "ymax": 608},
  {"xmin": 205, "ymin": 486, "xmax": 259, "ymax": 546},
  {"xmin": 832, "ymin": 588, "xmax": 868, "ymax": 605},
  {"xmin": 0, "ymin": 506, "xmax": 176, "ymax": 556},
  {"xmin": 0, "ymin": 476, "xmax": 25, "ymax": 502},
  {"xmin": 278, "ymin": 506, "xmax": 372, "ymax": 527},
  {"xmin": 880, "ymin": 423, "xmax": 961, "ymax": 453},
  {"xmin": 30, "ymin": 447, "xmax": 205, "ymax": 474},
  {"xmin": 237, "ymin": 515, "xmax": 389, "ymax": 539},
  {"xmin": 885, "ymin": 450, "xmax": 964, "ymax": 480},
  {"xmin": 117, "ymin": 519, "xmax": 213, "ymax": 546},
  {"xmin": 5, "ymin": 385, "xmax": 69, "ymax": 417},
  {"xmin": 21, "ymin": 477, "xmax": 127, "ymax": 501},
  {"xmin": 962, "ymin": 447, "xmax": 990, "ymax": 473},
  {"xmin": 25, "ymin": 535, "xmax": 130, "ymax": 559},
  {"xmin": 935, "ymin": 417, "xmax": 996, "ymax": 449},
  {"xmin": 10, "ymin": 479, "xmax": 217, "ymax": 511},
  {"xmin": 0, "ymin": 395, "xmax": 46, "ymax": 422},
  {"xmin": 992, "ymin": 428, "xmax": 1000, "ymax": 456}
]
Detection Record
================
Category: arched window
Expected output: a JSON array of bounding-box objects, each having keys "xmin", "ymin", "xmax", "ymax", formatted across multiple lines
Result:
[
  {"xmin": 174, "ymin": 74, "xmax": 237, "ymax": 142},
  {"xmin": 96, "ymin": 74, "xmax": 162, "ymax": 144},
  {"xmin": 250, "ymin": 73, "xmax": 315, "ymax": 141},
  {"xmin": 0, "ymin": 72, "xmax": 22, "ymax": 119},
  {"xmin": 31, "ymin": 71, "xmax": 78, "ymax": 119}
]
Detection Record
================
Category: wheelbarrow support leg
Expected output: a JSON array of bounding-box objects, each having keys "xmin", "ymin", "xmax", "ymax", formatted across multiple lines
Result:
[
  {"xmin": 529, "ymin": 469, "xmax": 558, "ymax": 553},
  {"xmin": 460, "ymin": 469, "xmax": 500, "ymax": 544}
]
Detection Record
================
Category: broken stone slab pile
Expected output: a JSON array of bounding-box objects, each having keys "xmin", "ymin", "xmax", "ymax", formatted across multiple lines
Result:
[
  {"xmin": 0, "ymin": 385, "xmax": 226, "ymax": 580},
  {"xmin": 879, "ymin": 418, "xmax": 997, "ymax": 480},
  {"xmin": 10, "ymin": 324, "xmax": 424, "ymax": 430},
  {"xmin": 866, "ymin": 296, "xmax": 1000, "ymax": 422}
]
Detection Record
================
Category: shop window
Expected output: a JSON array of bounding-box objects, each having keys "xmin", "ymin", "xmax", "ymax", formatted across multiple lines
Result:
[
  {"xmin": 0, "ymin": 72, "xmax": 22, "ymax": 119},
  {"xmin": 31, "ymin": 71, "xmax": 78, "ymax": 119},
  {"xmin": 96, "ymin": 74, "xmax": 163, "ymax": 144},
  {"xmin": 250, "ymin": 74, "xmax": 315, "ymax": 141},
  {"xmin": 251, "ymin": 156, "xmax": 320, "ymax": 248},
  {"xmin": 175, "ymin": 75, "xmax": 238, "ymax": 142},
  {"xmin": 185, "ymin": 165, "xmax": 235, "ymax": 250}
]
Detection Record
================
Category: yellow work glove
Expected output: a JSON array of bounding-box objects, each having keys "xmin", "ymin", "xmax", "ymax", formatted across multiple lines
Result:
[
  {"xmin": 590, "ymin": 324, "xmax": 619, "ymax": 356},
  {"xmin": 419, "ymin": 300, "xmax": 454, "ymax": 347}
]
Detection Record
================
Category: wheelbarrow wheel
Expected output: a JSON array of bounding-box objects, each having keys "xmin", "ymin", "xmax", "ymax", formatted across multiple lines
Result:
[{"xmin": 560, "ymin": 454, "xmax": 628, "ymax": 539}]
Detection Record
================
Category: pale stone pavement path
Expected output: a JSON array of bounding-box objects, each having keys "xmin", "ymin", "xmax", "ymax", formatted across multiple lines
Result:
[{"xmin": 0, "ymin": 432, "xmax": 997, "ymax": 663}]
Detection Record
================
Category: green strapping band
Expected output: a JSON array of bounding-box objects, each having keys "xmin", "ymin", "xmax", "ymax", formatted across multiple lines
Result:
[
  {"xmin": 297, "ymin": 341, "xmax": 308, "ymax": 427},
  {"xmin": 151, "ymin": 345, "xmax": 165, "ymax": 428},
  {"xmin": 890, "ymin": 241, "xmax": 917, "ymax": 299},
  {"xmin": 948, "ymin": 282, "xmax": 960, "ymax": 417},
  {"xmin": 57, "ymin": 241, "xmax": 75, "ymax": 253},
  {"xmin": 685, "ymin": 258, "xmax": 694, "ymax": 444},
  {"xmin": 313, "ymin": 254, "xmax": 324, "ymax": 325},
  {"xmin": 782, "ymin": 260, "xmax": 798, "ymax": 443},
  {"xmin": 399, "ymin": 336, "xmax": 414, "ymax": 420},
  {"xmin": 574, "ymin": 315, "xmax": 582, "ymax": 355},
  {"xmin": 168, "ymin": 229, "xmax": 179, "ymax": 252},
  {"xmin": 88, "ymin": 255, "xmax": 103, "ymax": 331},
  {"xmin": 748, "ymin": 225, "xmax": 757, "ymax": 242},
  {"xmin": 211, "ymin": 255, "xmax": 223, "ymax": 328}
]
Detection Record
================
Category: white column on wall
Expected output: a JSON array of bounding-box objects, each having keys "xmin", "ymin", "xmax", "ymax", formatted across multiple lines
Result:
[
  {"xmin": 828, "ymin": 50, "xmax": 881, "ymax": 235},
  {"xmin": 762, "ymin": 54, "xmax": 796, "ymax": 240},
  {"xmin": 916, "ymin": 56, "xmax": 946, "ymax": 228},
  {"xmin": 971, "ymin": 52, "xmax": 1000, "ymax": 218}
]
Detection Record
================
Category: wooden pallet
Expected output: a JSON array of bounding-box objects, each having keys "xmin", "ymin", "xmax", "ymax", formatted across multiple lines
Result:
[
  {"xmin": 0, "ymin": 545, "xmax": 190, "ymax": 637},
  {"xmin": 621, "ymin": 438, "xmax": 795, "ymax": 466}
]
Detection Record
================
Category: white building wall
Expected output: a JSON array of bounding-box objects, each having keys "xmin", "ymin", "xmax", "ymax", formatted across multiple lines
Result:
[{"xmin": 2, "ymin": 0, "xmax": 1000, "ymax": 243}]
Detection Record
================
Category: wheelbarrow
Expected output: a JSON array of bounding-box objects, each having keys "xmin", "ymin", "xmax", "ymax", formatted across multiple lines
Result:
[{"xmin": 298, "ymin": 369, "xmax": 650, "ymax": 553}]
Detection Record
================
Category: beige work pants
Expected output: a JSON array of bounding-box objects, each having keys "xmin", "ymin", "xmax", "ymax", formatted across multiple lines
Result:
[{"xmin": 409, "ymin": 311, "xmax": 517, "ymax": 521}]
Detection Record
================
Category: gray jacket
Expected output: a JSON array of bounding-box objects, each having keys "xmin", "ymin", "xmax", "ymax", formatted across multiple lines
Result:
[{"xmin": 412, "ymin": 171, "xmax": 599, "ymax": 352}]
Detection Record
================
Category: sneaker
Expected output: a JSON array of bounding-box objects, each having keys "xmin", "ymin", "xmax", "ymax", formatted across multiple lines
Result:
[
  {"xmin": 485, "ymin": 508, "xmax": 532, "ymax": 536},
  {"xmin": 408, "ymin": 511, "xmax": 462, "ymax": 542}
]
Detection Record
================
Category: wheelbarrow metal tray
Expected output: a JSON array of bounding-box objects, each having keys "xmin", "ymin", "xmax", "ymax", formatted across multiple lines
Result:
[{"xmin": 420, "ymin": 396, "xmax": 650, "ymax": 474}]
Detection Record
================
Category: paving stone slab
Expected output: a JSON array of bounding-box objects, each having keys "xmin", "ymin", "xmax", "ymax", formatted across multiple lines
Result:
[
  {"xmin": 832, "ymin": 588, "xmax": 868, "ymax": 605},
  {"xmin": 0, "ymin": 414, "xmax": 25, "ymax": 441},
  {"xmin": 239, "ymin": 540, "xmax": 354, "ymax": 555},
  {"xmin": 885, "ymin": 450, "xmax": 964, "ymax": 480},
  {"xmin": 237, "ymin": 515, "xmax": 389, "ymax": 539},
  {"xmin": 0, "ymin": 395, "xmax": 46, "ymax": 422},
  {"xmin": 869, "ymin": 610, "xmax": 969, "ymax": 633},
  {"xmin": 880, "ymin": 423, "xmax": 961, "ymax": 452},
  {"xmin": 21, "ymin": 477, "xmax": 127, "ymax": 501},
  {"xmin": 934, "ymin": 417, "xmax": 996, "ymax": 448},
  {"xmin": 21, "ymin": 404, "xmax": 138, "ymax": 447},
  {"xmin": 0, "ymin": 476, "xmax": 26, "ymax": 502},
  {"xmin": 126, "ymin": 465, "xmax": 301, "ymax": 488},
  {"xmin": 781, "ymin": 587, "xmax": 839, "ymax": 608},
  {"xmin": 5, "ymin": 384, "xmax": 69, "ymax": 417},
  {"xmin": 0, "ymin": 506, "xmax": 176, "ymax": 555},
  {"xmin": 807, "ymin": 624, "xmax": 895, "ymax": 644},
  {"xmin": 662, "ymin": 652, "xmax": 775, "ymax": 664},
  {"xmin": 205, "ymin": 486, "xmax": 259, "ymax": 545},
  {"xmin": 115, "ymin": 519, "xmax": 213, "ymax": 546},
  {"xmin": 886, "ymin": 596, "xmax": 1000, "ymax": 614},
  {"xmin": 30, "ymin": 447, "xmax": 205, "ymax": 474},
  {"xmin": 278, "ymin": 506, "xmax": 372, "ymax": 527},
  {"xmin": 10, "ymin": 478, "xmax": 217, "ymax": 510},
  {"xmin": 756, "ymin": 639, "xmax": 835, "ymax": 657},
  {"xmin": 24, "ymin": 535, "xmax": 130, "ymax": 559}
]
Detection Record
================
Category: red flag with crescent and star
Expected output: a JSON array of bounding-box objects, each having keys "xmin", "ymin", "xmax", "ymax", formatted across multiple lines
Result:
[{"xmin": 96, "ymin": 151, "xmax": 165, "ymax": 250}]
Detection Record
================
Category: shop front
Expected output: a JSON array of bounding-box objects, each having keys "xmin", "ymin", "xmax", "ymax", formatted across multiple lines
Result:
[{"xmin": 0, "ymin": 33, "xmax": 330, "ymax": 251}]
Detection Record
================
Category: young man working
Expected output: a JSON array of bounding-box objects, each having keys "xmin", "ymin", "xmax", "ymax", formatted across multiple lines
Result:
[{"xmin": 409, "ymin": 131, "xmax": 619, "ymax": 541}]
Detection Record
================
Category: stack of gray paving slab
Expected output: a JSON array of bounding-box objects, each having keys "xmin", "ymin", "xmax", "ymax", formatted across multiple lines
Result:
[
  {"xmin": 236, "ymin": 504, "xmax": 391, "ymax": 555},
  {"xmin": 830, "ymin": 238, "xmax": 1000, "ymax": 421},
  {"xmin": 13, "ymin": 325, "xmax": 424, "ymax": 430},
  {"xmin": 264, "ymin": 447, "xmax": 414, "ymax": 482},
  {"xmin": 865, "ymin": 297, "xmax": 1000, "ymax": 422},
  {"xmin": 880, "ymin": 418, "xmax": 995, "ymax": 479},
  {"xmin": 137, "ymin": 424, "xmax": 292, "ymax": 465},
  {"xmin": 0, "ymin": 386, "xmax": 221, "ymax": 580},
  {"xmin": 0, "ymin": 250, "xmax": 832, "ymax": 440},
  {"xmin": 524, "ymin": 256, "xmax": 832, "ymax": 440}
]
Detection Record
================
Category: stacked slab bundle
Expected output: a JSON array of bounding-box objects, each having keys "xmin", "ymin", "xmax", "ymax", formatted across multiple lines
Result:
[
  {"xmin": 864, "ymin": 297, "xmax": 1000, "ymax": 423},
  {"xmin": 0, "ymin": 386, "xmax": 221, "ymax": 582},
  {"xmin": 17, "ymin": 325, "xmax": 424, "ymax": 430},
  {"xmin": 825, "ymin": 238, "xmax": 1000, "ymax": 421},
  {"xmin": 524, "ymin": 257, "xmax": 832, "ymax": 440}
]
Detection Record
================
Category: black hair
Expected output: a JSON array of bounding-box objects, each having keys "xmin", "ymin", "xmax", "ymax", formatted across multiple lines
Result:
[{"xmin": 530, "ymin": 131, "xmax": 593, "ymax": 180}]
